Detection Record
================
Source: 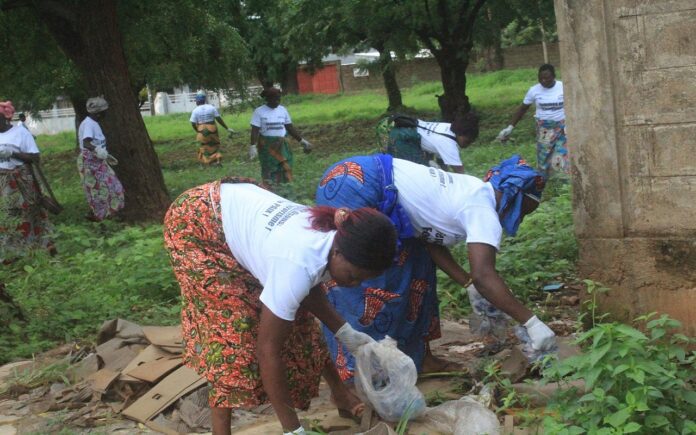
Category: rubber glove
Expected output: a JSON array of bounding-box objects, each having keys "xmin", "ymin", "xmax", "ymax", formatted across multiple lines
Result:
[
  {"xmin": 0, "ymin": 148, "xmax": 12, "ymax": 159},
  {"xmin": 248, "ymin": 145, "xmax": 258, "ymax": 160},
  {"xmin": 335, "ymin": 322, "xmax": 374, "ymax": 354},
  {"xmin": 300, "ymin": 138, "xmax": 313, "ymax": 154},
  {"xmin": 496, "ymin": 124, "xmax": 514, "ymax": 141},
  {"xmin": 95, "ymin": 146, "xmax": 109, "ymax": 160},
  {"xmin": 226, "ymin": 127, "xmax": 236, "ymax": 138},
  {"xmin": 524, "ymin": 315, "xmax": 556, "ymax": 351},
  {"xmin": 283, "ymin": 426, "xmax": 306, "ymax": 435}
]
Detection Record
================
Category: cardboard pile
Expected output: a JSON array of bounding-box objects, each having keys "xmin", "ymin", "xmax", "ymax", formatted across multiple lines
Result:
[{"xmin": 69, "ymin": 319, "xmax": 209, "ymax": 434}]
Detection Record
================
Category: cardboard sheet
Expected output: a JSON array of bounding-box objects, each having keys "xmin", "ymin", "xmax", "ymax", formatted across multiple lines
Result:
[{"xmin": 122, "ymin": 365, "xmax": 205, "ymax": 424}]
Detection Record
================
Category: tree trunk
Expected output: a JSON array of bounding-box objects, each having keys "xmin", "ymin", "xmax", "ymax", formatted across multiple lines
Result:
[
  {"xmin": 70, "ymin": 95, "xmax": 87, "ymax": 152},
  {"xmin": 36, "ymin": 0, "xmax": 169, "ymax": 222},
  {"xmin": 376, "ymin": 48, "xmax": 403, "ymax": 112},
  {"xmin": 434, "ymin": 47, "xmax": 471, "ymax": 121},
  {"xmin": 280, "ymin": 61, "xmax": 299, "ymax": 95}
]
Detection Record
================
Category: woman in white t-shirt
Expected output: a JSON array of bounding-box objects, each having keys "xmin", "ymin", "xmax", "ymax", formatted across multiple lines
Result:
[
  {"xmin": 316, "ymin": 154, "xmax": 556, "ymax": 380},
  {"xmin": 385, "ymin": 111, "xmax": 479, "ymax": 173},
  {"xmin": 0, "ymin": 100, "xmax": 55, "ymax": 261},
  {"xmin": 189, "ymin": 91, "xmax": 233, "ymax": 166},
  {"xmin": 249, "ymin": 87, "xmax": 314, "ymax": 184},
  {"xmin": 77, "ymin": 97, "xmax": 124, "ymax": 221},
  {"xmin": 163, "ymin": 177, "xmax": 397, "ymax": 435},
  {"xmin": 496, "ymin": 64, "xmax": 569, "ymax": 177}
]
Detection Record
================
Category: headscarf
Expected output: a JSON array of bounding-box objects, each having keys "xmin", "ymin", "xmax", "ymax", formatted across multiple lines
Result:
[
  {"xmin": 195, "ymin": 91, "xmax": 206, "ymax": 103},
  {"xmin": 86, "ymin": 97, "xmax": 109, "ymax": 114},
  {"xmin": 0, "ymin": 101, "xmax": 15, "ymax": 120},
  {"xmin": 484, "ymin": 154, "xmax": 546, "ymax": 236}
]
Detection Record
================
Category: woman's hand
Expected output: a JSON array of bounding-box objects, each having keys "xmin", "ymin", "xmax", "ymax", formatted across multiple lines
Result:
[
  {"xmin": 524, "ymin": 315, "xmax": 556, "ymax": 351},
  {"xmin": 335, "ymin": 322, "xmax": 374, "ymax": 354}
]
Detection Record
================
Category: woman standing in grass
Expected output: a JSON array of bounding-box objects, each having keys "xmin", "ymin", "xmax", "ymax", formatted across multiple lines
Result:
[
  {"xmin": 164, "ymin": 177, "xmax": 397, "ymax": 435},
  {"xmin": 315, "ymin": 154, "xmax": 556, "ymax": 381},
  {"xmin": 249, "ymin": 87, "xmax": 313, "ymax": 184},
  {"xmin": 496, "ymin": 64, "xmax": 568, "ymax": 178},
  {"xmin": 77, "ymin": 97, "xmax": 124, "ymax": 221},
  {"xmin": 189, "ymin": 91, "xmax": 233, "ymax": 166},
  {"xmin": 0, "ymin": 100, "xmax": 55, "ymax": 261}
]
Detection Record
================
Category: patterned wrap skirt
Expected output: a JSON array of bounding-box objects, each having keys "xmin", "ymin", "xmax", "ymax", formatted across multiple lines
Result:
[
  {"xmin": 77, "ymin": 149, "xmax": 125, "ymax": 220},
  {"xmin": 0, "ymin": 164, "xmax": 54, "ymax": 261},
  {"xmin": 316, "ymin": 155, "xmax": 441, "ymax": 381},
  {"xmin": 536, "ymin": 118, "xmax": 569, "ymax": 177},
  {"xmin": 163, "ymin": 178, "xmax": 329, "ymax": 408},
  {"xmin": 196, "ymin": 123, "xmax": 222, "ymax": 165},
  {"xmin": 258, "ymin": 135, "xmax": 294, "ymax": 184}
]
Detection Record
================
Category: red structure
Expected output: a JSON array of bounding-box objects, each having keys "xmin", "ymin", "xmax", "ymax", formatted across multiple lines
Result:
[{"xmin": 297, "ymin": 63, "xmax": 341, "ymax": 94}]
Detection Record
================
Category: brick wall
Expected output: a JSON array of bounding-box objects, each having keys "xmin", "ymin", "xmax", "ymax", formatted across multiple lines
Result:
[{"xmin": 338, "ymin": 42, "xmax": 561, "ymax": 93}]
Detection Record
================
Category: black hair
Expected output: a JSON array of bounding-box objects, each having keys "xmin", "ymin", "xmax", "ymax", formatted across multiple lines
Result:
[
  {"xmin": 539, "ymin": 64, "xmax": 556, "ymax": 76},
  {"xmin": 450, "ymin": 110, "xmax": 480, "ymax": 141}
]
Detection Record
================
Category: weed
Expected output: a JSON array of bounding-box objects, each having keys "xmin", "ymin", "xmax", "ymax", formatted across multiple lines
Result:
[{"xmin": 542, "ymin": 313, "xmax": 696, "ymax": 434}]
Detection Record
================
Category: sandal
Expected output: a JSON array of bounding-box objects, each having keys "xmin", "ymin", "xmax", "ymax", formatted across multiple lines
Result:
[
  {"xmin": 330, "ymin": 394, "xmax": 365, "ymax": 424},
  {"xmin": 337, "ymin": 402, "xmax": 365, "ymax": 423}
]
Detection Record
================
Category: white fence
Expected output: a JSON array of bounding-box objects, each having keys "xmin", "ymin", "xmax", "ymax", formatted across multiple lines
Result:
[{"xmin": 22, "ymin": 86, "xmax": 261, "ymax": 136}]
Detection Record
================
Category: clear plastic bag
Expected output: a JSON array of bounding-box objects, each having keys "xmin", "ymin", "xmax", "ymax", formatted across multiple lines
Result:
[
  {"xmin": 354, "ymin": 336, "xmax": 426, "ymax": 422},
  {"xmin": 466, "ymin": 284, "xmax": 510, "ymax": 339},
  {"xmin": 423, "ymin": 396, "xmax": 501, "ymax": 435}
]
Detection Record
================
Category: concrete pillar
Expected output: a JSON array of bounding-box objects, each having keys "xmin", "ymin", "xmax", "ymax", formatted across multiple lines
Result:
[{"xmin": 555, "ymin": 0, "xmax": 696, "ymax": 334}]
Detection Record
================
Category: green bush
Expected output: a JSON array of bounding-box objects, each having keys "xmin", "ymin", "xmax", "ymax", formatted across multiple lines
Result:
[{"xmin": 542, "ymin": 313, "xmax": 696, "ymax": 434}]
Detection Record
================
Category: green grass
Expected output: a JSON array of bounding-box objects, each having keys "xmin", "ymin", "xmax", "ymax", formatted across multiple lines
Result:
[{"xmin": 0, "ymin": 69, "xmax": 576, "ymax": 363}]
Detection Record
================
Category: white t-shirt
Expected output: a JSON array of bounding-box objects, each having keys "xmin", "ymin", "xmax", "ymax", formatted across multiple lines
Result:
[
  {"xmin": 78, "ymin": 116, "xmax": 106, "ymax": 150},
  {"xmin": 416, "ymin": 120, "xmax": 462, "ymax": 166},
  {"xmin": 250, "ymin": 105, "xmax": 292, "ymax": 137},
  {"xmin": 393, "ymin": 158, "xmax": 502, "ymax": 249},
  {"xmin": 0, "ymin": 126, "xmax": 39, "ymax": 170},
  {"xmin": 189, "ymin": 104, "xmax": 220, "ymax": 124},
  {"xmin": 220, "ymin": 183, "xmax": 335, "ymax": 321},
  {"xmin": 523, "ymin": 81, "xmax": 564, "ymax": 122}
]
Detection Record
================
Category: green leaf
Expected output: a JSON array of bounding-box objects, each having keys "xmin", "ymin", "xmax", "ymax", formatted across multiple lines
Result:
[
  {"xmin": 604, "ymin": 407, "xmax": 632, "ymax": 427},
  {"xmin": 645, "ymin": 414, "xmax": 670, "ymax": 428},
  {"xmin": 623, "ymin": 422, "xmax": 641, "ymax": 433},
  {"xmin": 615, "ymin": 324, "xmax": 647, "ymax": 341}
]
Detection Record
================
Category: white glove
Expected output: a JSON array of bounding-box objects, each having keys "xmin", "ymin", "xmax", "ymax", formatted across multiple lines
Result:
[
  {"xmin": 0, "ymin": 148, "xmax": 12, "ymax": 159},
  {"xmin": 300, "ymin": 138, "xmax": 312, "ymax": 154},
  {"xmin": 95, "ymin": 146, "xmax": 109, "ymax": 160},
  {"xmin": 496, "ymin": 124, "xmax": 514, "ymax": 141},
  {"xmin": 524, "ymin": 315, "xmax": 556, "ymax": 351},
  {"xmin": 248, "ymin": 145, "xmax": 258, "ymax": 160},
  {"xmin": 226, "ymin": 127, "xmax": 236, "ymax": 137},
  {"xmin": 335, "ymin": 322, "xmax": 375, "ymax": 354},
  {"xmin": 283, "ymin": 426, "xmax": 306, "ymax": 435}
]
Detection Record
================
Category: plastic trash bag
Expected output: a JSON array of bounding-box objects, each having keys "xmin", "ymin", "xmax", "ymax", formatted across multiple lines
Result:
[
  {"xmin": 354, "ymin": 336, "xmax": 426, "ymax": 422},
  {"xmin": 466, "ymin": 284, "xmax": 510, "ymax": 340},
  {"xmin": 423, "ymin": 396, "xmax": 501, "ymax": 435}
]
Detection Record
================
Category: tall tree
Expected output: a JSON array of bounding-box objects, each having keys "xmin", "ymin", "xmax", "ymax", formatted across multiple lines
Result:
[
  {"xmin": 0, "ymin": 0, "xmax": 252, "ymax": 221},
  {"xmin": 406, "ymin": 0, "xmax": 487, "ymax": 120}
]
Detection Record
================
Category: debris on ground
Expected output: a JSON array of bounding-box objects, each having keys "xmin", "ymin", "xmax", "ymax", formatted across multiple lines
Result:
[{"xmin": 0, "ymin": 293, "xmax": 582, "ymax": 435}]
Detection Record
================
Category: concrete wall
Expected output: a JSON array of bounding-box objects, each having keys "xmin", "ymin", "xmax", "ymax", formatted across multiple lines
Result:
[{"xmin": 555, "ymin": 0, "xmax": 696, "ymax": 334}]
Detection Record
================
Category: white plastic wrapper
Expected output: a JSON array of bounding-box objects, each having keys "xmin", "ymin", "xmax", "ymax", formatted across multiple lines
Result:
[{"xmin": 354, "ymin": 336, "xmax": 426, "ymax": 422}]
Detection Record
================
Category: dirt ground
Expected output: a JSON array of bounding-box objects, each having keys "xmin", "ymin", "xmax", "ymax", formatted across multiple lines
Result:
[{"xmin": 0, "ymin": 284, "xmax": 581, "ymax": 435}]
